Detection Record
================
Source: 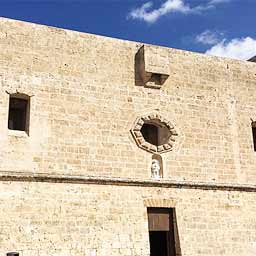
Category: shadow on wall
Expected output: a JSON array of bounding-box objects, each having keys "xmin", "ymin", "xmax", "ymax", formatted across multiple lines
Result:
[
  {"xmin": 135, "ymin": 46, "xmax": 144, "ymax": 87},
  {"xmin": 173, "ymin": 208, "xmax": 182, "ymax": 256}
]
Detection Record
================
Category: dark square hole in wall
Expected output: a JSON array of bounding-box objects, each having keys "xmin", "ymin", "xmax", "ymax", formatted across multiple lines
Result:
[
  {"xmin": 8, "ymin": 95, "xmax": 30, "ymax": 133},
  {"xmin": 149, "ymin": 73, "xmax": 162, "ymax": 85},
  {"xmin": 252, "ymin": 122, "xmax": 256, "ymax": 151}
]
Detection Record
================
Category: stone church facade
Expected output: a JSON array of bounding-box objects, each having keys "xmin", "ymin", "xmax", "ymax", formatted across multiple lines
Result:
[{"xmin": 0, "ymin": 17, "xmax": 256, "ymax": 256}]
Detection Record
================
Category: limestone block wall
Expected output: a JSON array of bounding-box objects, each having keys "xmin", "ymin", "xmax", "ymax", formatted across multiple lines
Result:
[
  {"xmin": 1, "ymin": 17, "xmax": 256, "ymax": 256},
  {"xmin": 0, "ymin": 181, "xmax": 256, "ymax": 256},
  {"xmin": 1, "ymin": 18, "xmax": 256, "ymax": 185}
]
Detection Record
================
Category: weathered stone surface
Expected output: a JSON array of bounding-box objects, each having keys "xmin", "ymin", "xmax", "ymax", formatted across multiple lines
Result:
[
  {"xmin": 0, "ymin": 17, "xmax": 256, "ymax": 255},
  {"xmin": 136, "ymin": 45, "xmax": 170, "ymax": 88}
]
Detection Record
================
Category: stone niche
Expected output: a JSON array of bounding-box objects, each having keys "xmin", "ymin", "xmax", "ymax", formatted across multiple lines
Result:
[{"xmin": 135, "ymin": 45, "xmax": 170, "ymax": 88}]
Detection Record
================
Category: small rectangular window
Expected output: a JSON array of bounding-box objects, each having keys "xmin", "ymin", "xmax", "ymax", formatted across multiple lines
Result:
[
  {"xmin": 8, "ymin": 95, "xmax": 30, "ymax": 133},
  {"xmin": 252, "ymin": 122, "xmax": 256, "ymax": 151}
]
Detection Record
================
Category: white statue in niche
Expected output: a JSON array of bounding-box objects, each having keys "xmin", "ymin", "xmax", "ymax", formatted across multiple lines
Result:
[{"xmin": 151, "ymin": 159, "xmax": 161, "ymax": 179}]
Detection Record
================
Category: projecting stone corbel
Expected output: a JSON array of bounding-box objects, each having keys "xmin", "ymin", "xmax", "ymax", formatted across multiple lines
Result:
[{"xmin": 135, "ymin": 45, "xmax": 170, "ymax": 89}]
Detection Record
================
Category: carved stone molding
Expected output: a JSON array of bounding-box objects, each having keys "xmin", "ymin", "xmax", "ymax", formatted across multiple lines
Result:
[
  {"xmin": 131, "ymin": 114, "xmax": 178, "ymax": 154},
  {"xmin": 143, "ymin": 198, "xmax": 177, "ymax": 208}
]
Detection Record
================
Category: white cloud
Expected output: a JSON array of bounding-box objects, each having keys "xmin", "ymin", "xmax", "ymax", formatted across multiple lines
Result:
[
  {"xmin": 128, "ymin": 0, "xmax": 190, "ymax": 23},
  {"xmin": 128, "ymin": 0, "xmax": 229, "ymax": 23},
  {"xmin": 196, "ymin": 30, "xmax": 224, "ymax": 45},
  {"xmin": 206, "ymin": 37, "xmax": 256, "ymax": 60}
]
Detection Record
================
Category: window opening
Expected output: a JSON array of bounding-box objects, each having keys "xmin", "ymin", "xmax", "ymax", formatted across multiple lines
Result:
[
  {"xmin": 147, "ymin": 208, "xmax": 176, "ymax": 256},
  {"xmin": 252, "ymin": 122, "xmax": 256, "ymax": 151},
  {"xmin": 8, "ymin": 95, "xmax": 30, "ymax": 133},
  {"xmin": 141, "ymin": 123, "xmax": 158, "ymax": 146},
  {"xmin": 141, "ymin": 121, "xmax": 171, "ymax": 147},
  {"xmin": 130, "ymin": 114, "xmax": 178, "ymax": 154}
]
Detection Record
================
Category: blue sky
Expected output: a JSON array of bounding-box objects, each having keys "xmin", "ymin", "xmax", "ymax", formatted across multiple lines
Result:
[{"xmin": 1, "ymin": 0, "xmax": 256, "ymax": 60}]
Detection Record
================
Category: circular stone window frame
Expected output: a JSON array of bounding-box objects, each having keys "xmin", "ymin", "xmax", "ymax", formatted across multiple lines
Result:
[{"xmin": 130, "ymin": 114, "xmax": 178, "ymax": 154}]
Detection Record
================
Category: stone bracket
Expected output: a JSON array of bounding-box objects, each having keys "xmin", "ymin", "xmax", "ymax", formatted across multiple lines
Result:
[{"xmin": 136, "ymin": 45, "xmax": 170, "ymax": 88}]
